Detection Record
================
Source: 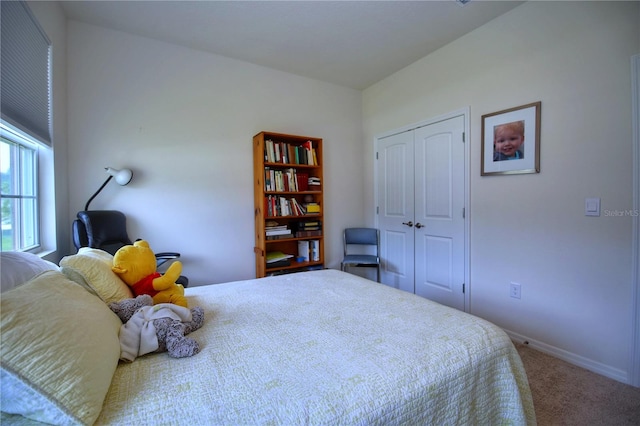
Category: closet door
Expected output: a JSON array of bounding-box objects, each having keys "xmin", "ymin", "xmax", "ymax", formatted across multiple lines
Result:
[
  {"xmin": 377, "ymin": 130, "xmax": 415, "ymax": 293},
  {"xmin": 376, "ymin": 115, "xmax": 466, "ymax": 311},
  {"xmin": 414, "ymin": 116, "xmax": 465, "ymax": 310}
]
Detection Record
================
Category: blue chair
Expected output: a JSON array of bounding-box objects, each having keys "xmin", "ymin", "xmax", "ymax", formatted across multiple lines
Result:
[{"xmin": 341, "ymin": 228, "xmax": 380, "ymax": 282}]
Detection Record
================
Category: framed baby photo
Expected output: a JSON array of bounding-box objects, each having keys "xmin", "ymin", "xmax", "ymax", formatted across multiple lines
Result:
[{"xmin": 481, "ymin": 101, "xmax": 541, "ymax": 176}]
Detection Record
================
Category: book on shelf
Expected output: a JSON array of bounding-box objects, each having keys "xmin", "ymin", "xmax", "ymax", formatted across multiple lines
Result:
[
  {"xmin": 265, "ymin": 139, "xmax": 275, "ymax": 163},
  {"xmin": 265, "ymin": 220, "xmax": 283, "ymax": 228},
  {"xmin": 287, "ymin": 169, "xmax": 298, "ymax": 192},
  {"xmin": 296, "ymin": 220, "xmax": 322, "ymax": 230},
  {"xmin": 265, "ymin": 140, "xmax": 289, "ymax": 164},
  {"xmin": 310, "ymin": 240, "xmax": 320, "ymax": 261},
  {"xmin": 264, "ymin": 224, "xmax": 291, "ymax": 235},
  {"xmin": 266, "ymin": 251, "xmax": 294, "ymax": 264},
  {"xmin": 295, "ymin": 230, "xmax": 322, "ymax": 238},
  {"xmin": 264, "ymin": 140, "xmax": 317, "ymax": 166},
  {"xmin": 267, "ymin": 259, "xmax": 291, "ymax": 268},
  {"xmin": 308, "ymin": 176, "xmax": 321, "ymax": 186},
  {"xmin": 305, "ymin": 202, "xmax": 320, "ymax": 213},
  {"xmin": 296, "ymin": 173, "xmax": 309, "ymax": 191},
  {"xmin": 297, "ymin": 240, "xmax": 310, "ymax": 261},
  {"xmin": 266, "ymin": 228, "xmax": 292, "ymax": 236},
  {"xmin": 295, "ymin": 219, "xmax": 322, "ymax": 237},
  {"xmin": 266, "ymin": 233, "xmax": 293, "ymax": 240},
  {"xmin": 288, "ymin": 144, "xmax": 296, "ymax": 165},
  {"xmin": 291, "ymin": 198, "xmax": 306, "ymax": 215},
  {"xmin": 301, "ymin": 141, "xmax": 317, "ymax": 165},
  {"xmin": 264, "ymin": 168, "xmax": 299, "ymax": 192},
  {"xmin": 266, "ymin": 223, "xmax": 293, "ymax": 239},
  {"xmin": 265, "ymin": 196, "xmax": 308, "ymax": 217}
]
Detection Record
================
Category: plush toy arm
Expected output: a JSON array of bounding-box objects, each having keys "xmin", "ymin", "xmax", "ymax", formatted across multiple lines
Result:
[
  {"xmin": 165, "ymin": 322, "xmax": 200, "ymax": 358},
  {"xmin": 183, "ymin": 307, "xmax": 205, "ymax": 335},
  {"xmin": 109, "ymin": 295, "xmax": 154, "ymax": 323},
  {"xmin": 151, "ymin": 261, "xmax": 183, "ymax": 291},
  {"xmin": 163, "ymin": 261, "xmax": 182, "ymax": 281}
]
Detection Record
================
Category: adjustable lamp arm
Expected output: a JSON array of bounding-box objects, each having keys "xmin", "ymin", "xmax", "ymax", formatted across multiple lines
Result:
[
  {"xmin": 83, "ymin": 167, "xmax": 133, "ymax": 211},
  {"xmin": 84, "ymin": 175, "xmax": 113, "ymax": 211}
]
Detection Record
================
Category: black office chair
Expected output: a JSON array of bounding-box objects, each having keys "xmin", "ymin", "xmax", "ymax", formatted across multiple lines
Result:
[
  {"xmin": 72, "ymin": 210, "xmax": 188, "ymax": 287},
  {"xmin": 341, "ymin": 227, "xmax": 380, "ymax": 282}
]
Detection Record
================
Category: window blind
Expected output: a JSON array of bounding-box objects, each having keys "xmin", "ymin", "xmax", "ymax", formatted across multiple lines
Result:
[{"xmin": 1, "ymin": 0, "xmax": 52, "ymax": 146}]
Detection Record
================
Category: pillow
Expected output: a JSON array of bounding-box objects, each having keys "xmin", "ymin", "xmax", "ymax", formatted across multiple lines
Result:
[
  {"xmin": 59, "ymin": 248, "xmax": 133, "ymax": 303},
  {"xmin": 0, "ymin": 252, "xmax": 59, "ymax": 293},
  {"xmin": 1, "ymin": 270, "xmax": 122, "ymax": 425}
]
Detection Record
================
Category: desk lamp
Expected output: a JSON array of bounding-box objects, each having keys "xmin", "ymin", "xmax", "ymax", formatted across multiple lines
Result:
[{"xmin": 84, "ymin": 167, "xmax": 133, "ymax": 211}]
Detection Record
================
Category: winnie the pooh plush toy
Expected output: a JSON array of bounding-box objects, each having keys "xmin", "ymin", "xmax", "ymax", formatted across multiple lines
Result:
[{"xmin": 112, "ymin": 240, "xmax": 188, "ymax": 307}]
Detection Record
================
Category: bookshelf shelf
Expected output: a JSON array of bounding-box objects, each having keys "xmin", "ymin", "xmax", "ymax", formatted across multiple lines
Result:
[
  {"xmin": 264, "ymin": 191, "xmax": 322, "ymax": 194},
  {"xmin": 265, "ymin": 162, "xmax": 319, "ymax": 168},
  {"xmin": 254, "ymin": 131, "xmax": 324, "ymax": 277},
  {"xmin": 264, "ymin": 213, "xmax": 322, "ymax": 219},
  {"xmin": 265, "ymin": 260, "xmax": 323, "ymax": 274}
]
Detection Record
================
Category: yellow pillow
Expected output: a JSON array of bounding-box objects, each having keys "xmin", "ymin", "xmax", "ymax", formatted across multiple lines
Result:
[
  {"xmin": 60, "ymin": 248, "xmax": 132, "ymax": 303},
  {"xmin": 0, "ymin": 271, "xmax": 122, "ymax": 425}
]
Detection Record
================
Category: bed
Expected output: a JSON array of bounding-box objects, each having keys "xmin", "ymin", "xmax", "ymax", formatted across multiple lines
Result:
[{"xmin": 1, "ymin": 250, "xmax": 536, "ymax": 425}]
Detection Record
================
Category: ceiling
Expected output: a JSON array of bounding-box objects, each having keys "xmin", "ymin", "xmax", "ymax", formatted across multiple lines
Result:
[{"xmin": 59, "ymin": 1, "xmax": 523, "ymax": 90}]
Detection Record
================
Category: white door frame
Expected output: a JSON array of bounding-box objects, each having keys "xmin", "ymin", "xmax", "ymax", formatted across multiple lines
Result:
[
  {"xmin": 630, "ymin": 53, "xmax": 639, "ymax": 387},
  {"xmin": 374, "ymin": 107, "xmax": 471, "ymax": 311}
]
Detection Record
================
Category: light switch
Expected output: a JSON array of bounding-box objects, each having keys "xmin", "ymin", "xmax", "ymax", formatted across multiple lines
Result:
[{"xmin": 585, "ymin": 197, "xmax": 600, "ymax": 217}]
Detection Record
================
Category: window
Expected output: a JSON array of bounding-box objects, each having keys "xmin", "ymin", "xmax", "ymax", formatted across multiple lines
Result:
[
  {"xmin": 1, "ymin": 124, "xmax": 39, "ymax": 251},
  {"xmin": 1, "ymin": 0, "xmax": 52, "ymax": 253}
]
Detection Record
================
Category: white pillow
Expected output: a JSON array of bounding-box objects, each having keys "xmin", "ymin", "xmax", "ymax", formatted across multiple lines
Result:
[
  {"xmin": 0, "ymin": 252, "xmax": 59, "ymax": 293},
  {"xmin": 59, "ymin": 248, "xmax": 133, "ymax": 303},
  {"xmin": 1, "ymin": 270, "xmax": 122, "ymax": 425}
]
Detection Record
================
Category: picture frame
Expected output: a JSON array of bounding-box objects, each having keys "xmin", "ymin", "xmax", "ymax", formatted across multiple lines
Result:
[{"xmin": 481, "ymin": 101, "xmax": 541, "ymax": 176}]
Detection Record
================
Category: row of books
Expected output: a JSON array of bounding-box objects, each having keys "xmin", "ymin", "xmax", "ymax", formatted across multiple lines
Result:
[
  {"xmin": 265, "ymin": 223, "xmax": 293, "ymax": 240},
  {"xmin": 265, "ymin": 251, "xmax": 293, "ymax": 267},
  {"xmin": 295, "ymin": 220, "xmax": 321, "ymax": 237},
  {"xmin": 266, "ymin": 265, "xmax": 323, "ymax": 276},
  {"xmin": 305, "ymin": 202, "xmax": 320, "ymax": 213},
  {"xmin": 297, "ymin": 220, "xmax": 321, "ymax": 230},
  {"xmin": 265, "ymin": 220, "xmax": 322, "ymax": 239},
  {"xmin": 264, "ymin": 169, "xmax": 310, "ymax": 192},
  {"xmin": 265, "ymin": 196, "xmax": 321, "ymax": 217},
  {"xmin": 265, "ymin": 139, "xmax": 318, "ymax": 165},
  {"xmin": 265, "ymin": 243, "xmax": 320, "ymax": 268},
  {"xmin": 297, "ymin": 240, "xmax": 320, "ymax": 262}
]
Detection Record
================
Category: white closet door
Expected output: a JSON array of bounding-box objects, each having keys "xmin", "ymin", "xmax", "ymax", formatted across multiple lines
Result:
[
  {"xmin": 376, "ymin": 130, "xmax": 415, "ymax": 293},
  {"xmin": 414, "ymin": 116, "xmax": 465, "ymax": 310}
]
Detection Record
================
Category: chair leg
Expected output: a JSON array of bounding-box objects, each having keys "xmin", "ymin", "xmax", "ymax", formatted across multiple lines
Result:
[{"xmin": 376, "ymin": 265, "xmax": 380, "ymax": 283}]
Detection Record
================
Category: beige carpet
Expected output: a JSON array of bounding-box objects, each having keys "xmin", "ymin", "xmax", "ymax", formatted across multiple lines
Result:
[{"xmin": 515, "ymin": 342, "xmax": 640, "ymax": 425}]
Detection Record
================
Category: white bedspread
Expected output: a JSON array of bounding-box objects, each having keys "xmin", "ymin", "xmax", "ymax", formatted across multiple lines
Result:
[{"xmin": 96, "ymin": 269, "xmax": 536, "ymax": 425}]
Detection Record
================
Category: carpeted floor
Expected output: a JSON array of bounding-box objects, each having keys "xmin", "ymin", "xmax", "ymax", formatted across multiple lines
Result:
[{"xmin": 515, "ymin": 342, "xmax": 640, "ymax": 425}]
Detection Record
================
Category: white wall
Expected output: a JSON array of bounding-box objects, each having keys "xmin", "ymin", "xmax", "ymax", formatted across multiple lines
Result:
[
  {"xmin": 28, "ymin": 1, "xmax": 68, "ymax": 264},
  {"xmin": 66, "ymin": 21, "xmax": 364, "ymax": 285},
  {"xmin": 363, "ymin": 1, "xmax": 639, "ymax": 383}
]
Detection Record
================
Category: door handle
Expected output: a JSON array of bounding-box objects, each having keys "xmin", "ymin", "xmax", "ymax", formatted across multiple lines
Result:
[
  {"xmin": 415, "ymin": 223, "xmax": 424, "ymax": 229},
  {"xmin": 402, "ymin": 221, "xmax": 414, "ymax": 227}
]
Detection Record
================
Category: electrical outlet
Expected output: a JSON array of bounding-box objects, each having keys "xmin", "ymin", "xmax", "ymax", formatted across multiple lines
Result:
[{"xmin": 510, "ymin": 282, "xmax": 521, "ymax": 299}]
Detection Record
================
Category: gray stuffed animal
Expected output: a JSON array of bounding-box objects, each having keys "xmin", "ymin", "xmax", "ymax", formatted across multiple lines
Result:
[{"xmin": 109, "ymin": 295, "xmax": 204, "ymax": 361}]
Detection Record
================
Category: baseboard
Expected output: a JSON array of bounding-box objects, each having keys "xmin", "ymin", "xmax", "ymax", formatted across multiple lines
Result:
[{"xmin": 505, "ymin": 329, "xmax": 629, "ymax": 385}]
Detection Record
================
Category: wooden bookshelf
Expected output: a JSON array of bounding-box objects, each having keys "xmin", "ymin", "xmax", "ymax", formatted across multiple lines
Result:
[{"xmin": 253, "ymin": 131, "xmax": 324, "ymax": 277}]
